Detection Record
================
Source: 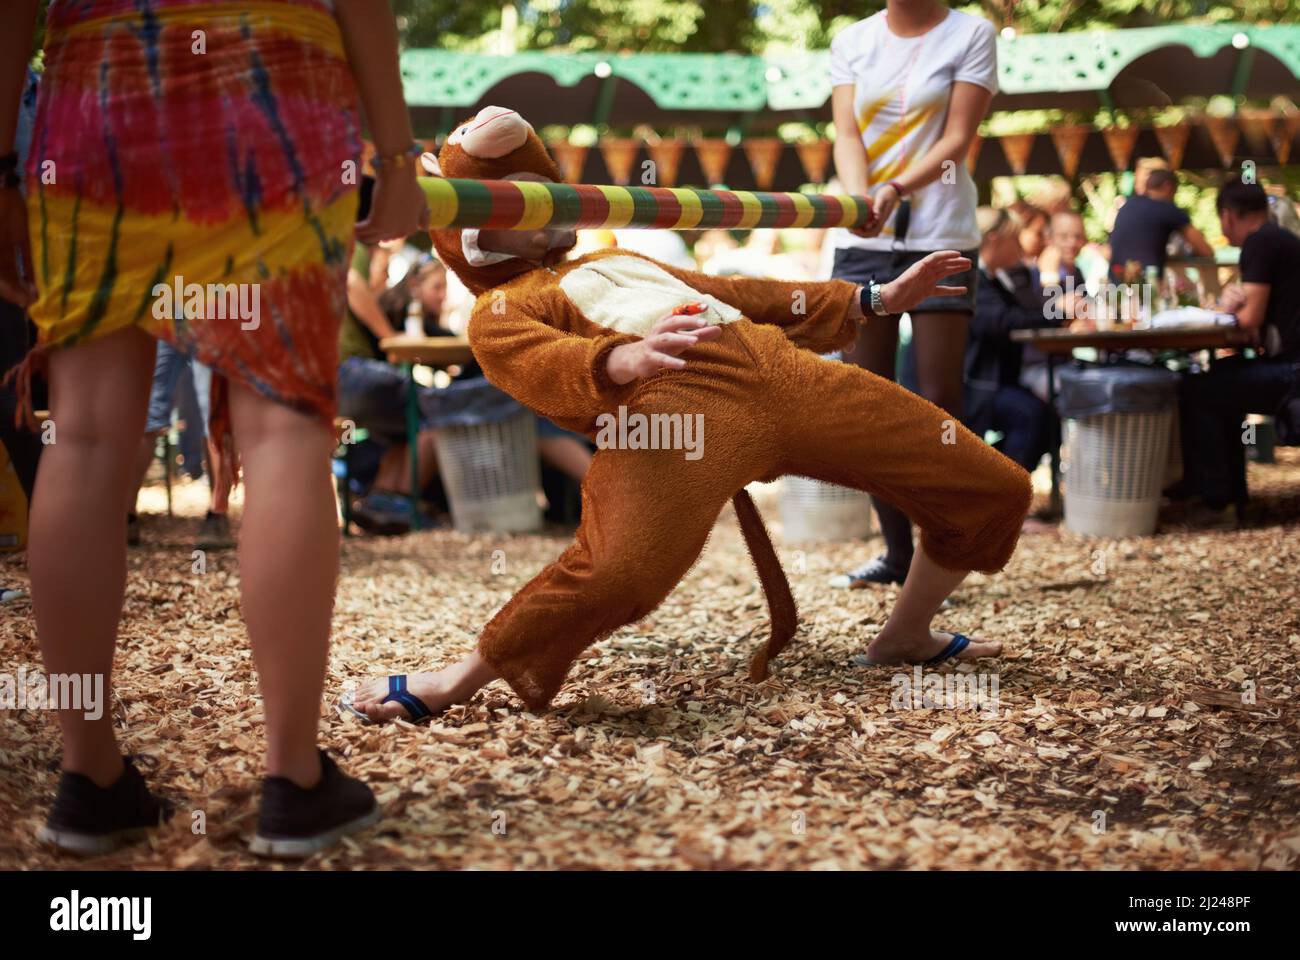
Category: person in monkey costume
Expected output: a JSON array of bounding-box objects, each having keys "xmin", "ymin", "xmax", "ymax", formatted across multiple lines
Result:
[{"xmin": 344, "ymin": 106, "xmax": 1031, "ymax": 722}]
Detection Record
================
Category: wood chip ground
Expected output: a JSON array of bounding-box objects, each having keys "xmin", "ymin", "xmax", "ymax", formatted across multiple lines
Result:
[{"xmin": 2, "ymin": 453, "xmax": 1298, "ymax": 870}]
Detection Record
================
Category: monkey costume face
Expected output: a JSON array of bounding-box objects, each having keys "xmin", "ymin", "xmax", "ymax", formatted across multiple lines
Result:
[{"xmin": 425, "ymin": 106, "xmax": 575, "ymax": 296}]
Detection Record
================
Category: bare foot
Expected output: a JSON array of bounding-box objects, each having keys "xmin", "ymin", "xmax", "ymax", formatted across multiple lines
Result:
[
  {"xmin": 863, "ymin": 628, "xmax": 1001, "ymax": 665},
  {"xmin": 344, "ymin": 670, "xmax": 462, "ymax": 723}
]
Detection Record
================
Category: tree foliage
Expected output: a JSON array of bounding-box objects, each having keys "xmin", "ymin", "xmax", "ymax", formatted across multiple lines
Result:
[{"xmin": 393, "ymin": 0, "xmax": 1300, "ymax": 53}]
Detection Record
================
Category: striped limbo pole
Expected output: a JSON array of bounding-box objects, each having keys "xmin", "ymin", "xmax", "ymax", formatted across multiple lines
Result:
[{"xmin": 419, "ymin": 177, "xmax": 872, "ymax": 231}]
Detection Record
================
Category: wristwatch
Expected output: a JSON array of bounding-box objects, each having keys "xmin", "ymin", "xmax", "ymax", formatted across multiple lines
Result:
[{"xmin": 859, "ymin": 279, "xmax": 888, "ymax": 316}]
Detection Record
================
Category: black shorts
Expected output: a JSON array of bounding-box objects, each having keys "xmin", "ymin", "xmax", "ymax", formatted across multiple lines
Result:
[{"xmin": 831, "ymin": 246, "xmax": 979, "ymax": 314}]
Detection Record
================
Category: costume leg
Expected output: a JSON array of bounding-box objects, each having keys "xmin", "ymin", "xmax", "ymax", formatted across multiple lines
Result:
[
  {"xmin": 778, "ymin": 349, "xmax": 1031, "ymax": 574},
  {"xmin": 479, "ymin": 433, "xmax": 757, "ymax": 710}
]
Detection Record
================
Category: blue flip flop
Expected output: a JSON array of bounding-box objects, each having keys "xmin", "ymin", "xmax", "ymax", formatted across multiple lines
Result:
[
  {"xmin": 338, "ymin": 675, "xmax": 434, "ymax": 725},
  {"xmin": 852, "ymin": 632, "xmax": 973, "ymax": 669}
]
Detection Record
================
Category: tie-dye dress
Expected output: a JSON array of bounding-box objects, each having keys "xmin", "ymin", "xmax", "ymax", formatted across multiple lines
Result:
[{"xmin": 19, "ymin": 0, "xmax": 361, "ymax": 437}]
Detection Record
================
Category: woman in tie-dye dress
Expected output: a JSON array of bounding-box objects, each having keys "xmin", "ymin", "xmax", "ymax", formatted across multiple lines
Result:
[{"xmin": 0, "ymin": 0, "xmax": 428, "ymax": 858}]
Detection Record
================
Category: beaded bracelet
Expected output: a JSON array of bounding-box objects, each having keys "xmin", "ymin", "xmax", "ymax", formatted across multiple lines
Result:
[{"xmin": 371, "ymin": 143, "xmax": 423, "ymax": 175}]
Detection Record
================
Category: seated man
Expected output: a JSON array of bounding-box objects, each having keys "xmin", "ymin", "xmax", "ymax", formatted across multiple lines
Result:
[
  {"xmin": 1108, "ymin": 168, "xmax": 1214, "ymax": 281},
  {"xmin": 1179, "ymin": 178, "xmax": 1300, "ymax": 515},
  {"xmin": 965, "ymin": 206, "xmax": 1054, "ymax": 472}
]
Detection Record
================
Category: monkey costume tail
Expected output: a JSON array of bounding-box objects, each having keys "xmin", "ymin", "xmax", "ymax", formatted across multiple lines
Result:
[{"xmin": 731, "ymin": 489, "xmax": 798, "ymax": 682}]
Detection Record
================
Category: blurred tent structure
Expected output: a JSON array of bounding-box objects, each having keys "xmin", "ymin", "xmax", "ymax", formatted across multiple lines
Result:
[{"xmin": 393, "ymin": 23, "xmax": 1300, "ymax": 189}]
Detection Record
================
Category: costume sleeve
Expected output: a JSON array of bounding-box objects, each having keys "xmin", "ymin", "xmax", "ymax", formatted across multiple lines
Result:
[
  {"xmin": 467, "ymin": 288, "xmax": 639, "ymax": 434},
  {"xmin": 645, "ymin": 257, "xmax": 862, "ymax": 354}
]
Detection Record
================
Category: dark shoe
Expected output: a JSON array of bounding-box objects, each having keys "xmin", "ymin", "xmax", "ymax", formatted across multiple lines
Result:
[
  {"xmin": 37, "ymin": 757, "xmax": 173, "ymax": 855},
  {"xmin": 251, "ymin": 750, "xmax": 379, "ymax": 859},
  {"xmin": 828, "ymin": 554, "xmax": 908, "ymax": 588},
  {"xmin": 127, "ymin": 513, "xmax": 140, "ymax": 547},
  {"xmin": 195, "ymin": 511, "xmax": 235, "ymax": 551},
  {"xmin": 350, "ymin": 490, "xmax": 414, "ymax": 536}
]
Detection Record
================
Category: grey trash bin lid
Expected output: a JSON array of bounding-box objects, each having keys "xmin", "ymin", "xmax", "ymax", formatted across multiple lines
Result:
[
  {"xmin": 416, "ymin": 376, "xmax": 525, "ymax": 428},
  {"xmin": 1056, "ymin": 365, "xmax": 1180, "ymax": 418}
]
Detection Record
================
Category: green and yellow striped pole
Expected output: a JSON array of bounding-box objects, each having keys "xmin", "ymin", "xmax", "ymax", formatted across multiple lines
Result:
[{"xmin": 418, "ymin": 177, "xmax": 872, "ymax": 231}]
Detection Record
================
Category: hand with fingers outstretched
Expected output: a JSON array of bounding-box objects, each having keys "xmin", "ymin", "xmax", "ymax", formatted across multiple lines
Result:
[
  {"xmin": 606, "ymin": 303, "xmax": 725, "ymax": 385},
  {"xmin": 874, "ymin": 250, "xmax": 972, "ymax": 316}
]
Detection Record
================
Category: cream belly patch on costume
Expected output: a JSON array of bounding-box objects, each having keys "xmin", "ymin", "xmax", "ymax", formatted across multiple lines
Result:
[{"xmin": 559, "ymin": 255, "xmax": 742, "ymax": 337}]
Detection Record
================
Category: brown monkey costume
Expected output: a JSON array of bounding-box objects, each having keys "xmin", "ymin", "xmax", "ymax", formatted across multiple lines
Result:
[{"xmin": 425, "ymin": 107, "xmax": 1031, "ymax": 711}]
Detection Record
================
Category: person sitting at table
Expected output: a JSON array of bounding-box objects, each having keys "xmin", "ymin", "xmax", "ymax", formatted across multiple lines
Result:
[
  {"xmin": 1177, "ymin": 178, "xmax": 1300, "ymax": 518},
  {"xmin": 1108, "ymin": 168, "xmax": 1214, "ymax": 282},
  {"xmin": 964, "ymin": 207, "xmax": 1055, "ymax": 473},
  {"xmin": 1020, "ymin": 209, "xmax": 1090, "ymax": 404}
]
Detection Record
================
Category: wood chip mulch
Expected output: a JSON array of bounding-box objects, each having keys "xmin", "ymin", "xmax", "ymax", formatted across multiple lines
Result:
[{"xmin": 2, "ymin": 453, "xmax": 1298, "ymax": 870}]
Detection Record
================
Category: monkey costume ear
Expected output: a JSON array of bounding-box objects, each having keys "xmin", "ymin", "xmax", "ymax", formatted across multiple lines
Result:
[{"xmin": 420, "ymin": 152, "xmax": 443, "ymax": 177}]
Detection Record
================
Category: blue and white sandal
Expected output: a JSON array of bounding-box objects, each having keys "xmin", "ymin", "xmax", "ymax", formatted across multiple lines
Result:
[
  {"xmin": 852, "ymin": 632, "xmax": 973, "ymax": 669},
  {"xmin": 338, "ymin": 675, "xmax": 434, "ymax": 725}
]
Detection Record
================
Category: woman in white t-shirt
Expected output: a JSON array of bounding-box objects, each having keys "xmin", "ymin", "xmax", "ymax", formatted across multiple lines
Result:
[{"xmin": 828, "ymin": 0, "xmax": 998, "ymax": 588}]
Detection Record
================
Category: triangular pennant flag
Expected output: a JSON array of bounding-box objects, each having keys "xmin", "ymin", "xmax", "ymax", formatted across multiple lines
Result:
[
  {"xmin": 1153, "ymin": 124, "xmax": 1191, "ymax": 170},
  {"xmin": 1204, "ymin": 116, "xmax": 1240, "ymax": 168},
  {"xmin": 742, "ymin": 138, "xmax": 784, "ymax": 190},
  {"xmin": 695, "ymin": 138, "xmax": 733, "ymax": 186},
  {"xmin": 600, "ymin": 138, "xmax": 640, "ymax": 185},
  {"xmin": 1000, "ymin": 133, "xmax": 1036, "ymax": 176},
  {"xmin": 1101, "ymin": 125, "xmax": 1140, "ymax": 170},
  {"xmin": 1238, "ymin": 108, "xmax": 1277, "ymax": 153},
  {"xmin": 549, "ymin": 141, "xmax": 589, "ymax": 183},
  {"xmin": 1050, "ymin": 125, "xmax": 1090, "ymax": 179},
  {"xmin": 646, "ymin": 140, "xmax": 685, "ymax": 187},
  {"xmin": 1272, "ymin": 114, "xmax": 1300, "ymax": 166},
  {"xmin": 794, "ymin": 139, "xmax": 832, "ymax": 184}
]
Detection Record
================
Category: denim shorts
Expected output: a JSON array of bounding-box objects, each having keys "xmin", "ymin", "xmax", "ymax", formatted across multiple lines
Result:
[{"xmin": 831, "ymin": 246, "xmax": 979, "ymax": 314}]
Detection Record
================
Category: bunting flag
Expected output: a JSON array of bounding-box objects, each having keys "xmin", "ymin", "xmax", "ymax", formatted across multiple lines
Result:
[
  {"xmin": 1000, "ymin": 133, "xmax": 1036, "ymax": 176},
  {"xmin": 1273, "ymin": 114, "xmax": 1300, "ymax": 166},
  {"xmin": 694, "ymin": 138, "xmax": 733, "ymax": 185},
  {"xmin": 418, "ymin": 177, "xmax": 872, "ymax": 231},
  {"xmin": 1101, "ymin": 125, "xmax": 1140, "ymax": 170},
  {"xmin": 1154, "ymin": 123, "xmax": 1191, "ymax": 170},
  {"xmin": 599, "ymin": 138, "xmax": 640, "ymax": 185},
  {"xmin": 1050, "ymin": 125, "xmax": 1090, "ymax": 179},
  {"xmin": 549, "ymin": 141, "xmax": 589, "ymax": 183},
  {"xmin": 742, "ymin": 138, "xmax": 784, "ymax": 190},
  {"xmin": 1204, "ymin": 116, "xmax": 1241, "ymax": 167},
  {"xmin": 794, "ymin": 139, "xmax": 832, "ymax": 184},
  {"xmin": 646, "ymin": 139, "xmax": 686, "ymax": 187}
]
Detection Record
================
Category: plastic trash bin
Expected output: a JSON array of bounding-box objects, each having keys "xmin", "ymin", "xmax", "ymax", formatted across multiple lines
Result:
[
  {"xmin": 779, "ymin": 476, "xmax": 875, "ymax": 542},
  {"xmin": 422, "ymin": 378, "xmax": 542, "ymax": 534},
  {"xmin": 1057, "ymin": 365, "xmax": 1180, "ymax": 537}
]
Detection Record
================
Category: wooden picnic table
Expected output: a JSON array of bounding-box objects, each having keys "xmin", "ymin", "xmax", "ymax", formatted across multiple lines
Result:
[
  {"xmin": 377, "ymin": 334, "xmax": 476, "ymax": 529},
  {"xmin": 1009, "ymin": 323, "xmax": 1254, "ymax": 514}
]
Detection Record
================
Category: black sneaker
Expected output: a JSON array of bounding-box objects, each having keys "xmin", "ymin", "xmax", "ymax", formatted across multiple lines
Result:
[
  {"xmin": 828, "ymin": 554, "xmax": 908, "ymax": 588},
  {"xmin": 37, "ymin": 757, "xmax": 173, "ymax": 855},
  {"xmin": 250, "ymin": 750, "xmax": 379, "ymax": 859},
  {"xmin": 195, "ymin": 511, "xmax": 235, "ymax": 551},
  {"xmin": 127, "ymin": 513, "xmax": 141, "ymax": 547}
]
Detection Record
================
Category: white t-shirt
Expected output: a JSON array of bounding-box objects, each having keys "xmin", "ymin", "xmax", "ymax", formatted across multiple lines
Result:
[{"xmin": 829, "ymin": 9, "xmax": 997, "ymax": 253}]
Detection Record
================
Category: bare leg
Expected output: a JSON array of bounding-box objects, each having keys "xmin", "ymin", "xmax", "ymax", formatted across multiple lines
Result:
[
  {"xmin": 128, "ymin": 430, "xmax": 160, "ymax": 514},
  {"xmin": 206, "ymin": 435, "xmax": 230, "ymax": 514},
  {"xmin": 28, "ymin": 327, "xmax": 156, "ymax": 786},
  {"xmin": 228, "ymin": 383, "xmax": 338, "ymax": 787},
  {"xmin": 865, "ymin": 545, "xmax": 1002, "ymax": 663},
  {"xmin": 537, "ymin": 435, "xmax": 592, "ymax": 482},
  {"xmin": 370, "ymin": 431, "xmax": 438, "ymax": 492}
]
